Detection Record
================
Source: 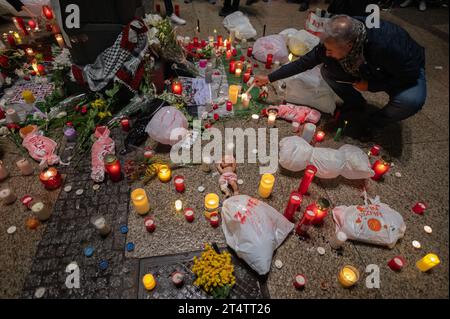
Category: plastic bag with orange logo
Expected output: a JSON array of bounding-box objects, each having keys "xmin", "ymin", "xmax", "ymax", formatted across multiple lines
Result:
[{"xmin": 332, "ymin": 192, "xmax": 406, "ymax": 249}]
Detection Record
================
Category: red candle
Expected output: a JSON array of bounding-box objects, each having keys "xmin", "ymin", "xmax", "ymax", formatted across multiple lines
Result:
[
  {"xmin": 172, "ymin": 80, "xmax": 182, "ymax": 95},
  {"xmin": 240, "ymin": 55, "xmax": 245, "ymax": 62},
  {"xmin": 210, "ymin": 214, "xmax": 220, "ymax": 228},
  {"xmin": 201, "ymin": 39, "xmax": 207, "ymax": 48},
  {"xmin": 226, "ymin": 50, "xmax": 232, "ymax": 60},
  {"xmin": 295, "ymin": 209, "xmax": 316, "ymax": 238},
  {"xmin": 184, "ymin": 208, "xmax": 194, "ymax": 223},
  {"xmin": 298, "ymin": 165, "xmax": 317, "ymax": 195},
  {"xmin": 247, "ymin": 47, "xmax": 253, "ymax": 57},
  {"xmin": 310, "ymin": 198, "xmax": 331, "ymax": 225},
  {"xmin": 388, "ymin": 256, "xmax": 406, "ymax": 271},
  {"xmin": 104, "ymin": 154, "xmax": 122, "ymax": 182},
  {"xmin": 120, "ymin": 118, "xmax": 130, "ymax": 132},
  {"xmin": 37, "ymin": 64, "xmax": 46, "ymax": 75},
  {"xmin": 174, "ymin": 175, "xmax": 185, "ymax": 193},
  {"xmin": 28, "ymin": 19, "xmax": 37, "ymax": 30},
  {"xmin": 226, "ymin": 41, "xmax": 231, "ymax": 51},
  {"xmin": 265, "ymin": 53, "xmax": 273, "ymax": 69},
  {"xmin": 284, "ymin": 191, "xmax": 302, "ymax": 222},
  {"xmin": 229, "ymin": 60, "xmax": 236, "ymax": 74},
  {"xmin": 226, "ymin": 100, "xmax": 233, "ymax": 112},
  {"xmin": 144, "ymin": 217, "xmax": 156, "ymax": 232},
  {"xmin": 155, "ymin": 3, "xmax": 161, "ymax": 13},
  {"xmin": 232, "ymin": 48, "xmax": 237, "ymax": 56},
  {"xmin": 369, "ymin": 145, "xmax": 381, "ymax": 156},
  {"xmin": 42, "ymin": 5, "xmax": 54, "ymax": 20},
  {"xmin": 371, "ymin": 158, "xmax": 390, "ymax": 181},
  {"xmin": 39, "ymin": 167, "xmax": 62, "ymax": 190},
  {"xmin": 6, "ymin": 34, "xmax": 16, "ymax": 47},
  {"xmin": 315, "ymin": 131, "xmax": 326, "ymax": 143},
  {"xmin": 293, "ymin": 274, "xmax": 306, "ymax": 289},
  {"xmin": 174, "ymin": 4, "xmax": 180, "ymax": 17},
  {"xmin": 412, "ymin": 202, "xmax": 427, "ymax": 215},
  {"xmin": 193, "ymin": 37, "xmax": 199, "ymax": 47},
  {"xmin": 243, "ymin": 72, "xmax": 251, "ymax": 83},
  {"xmin": 217, "ymin": 35, "xmax": 223, "ymax": 47},
  {"xmin": 13, "ymin": 17, "xmax": 28, "ymax": 35}
]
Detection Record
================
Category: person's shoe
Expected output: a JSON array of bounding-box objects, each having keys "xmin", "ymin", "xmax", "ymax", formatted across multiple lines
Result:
[
  {"xmin": 219, "ymin": 7, "xmax": 234, "ymax": 16},
  {"xmin": 299, "ymin": 2, "xmax": 309, "ymax": 11},
  {"xmin": 418, "ymin": 0, "xmax": 427, "ymax": 11},
  {"xmin": 400, "ymin": 0, "xmax": 414, "ymax": 7},
  {"xmin": 170, "ymin": 14, "xmax": 186, "ymax": 25}
]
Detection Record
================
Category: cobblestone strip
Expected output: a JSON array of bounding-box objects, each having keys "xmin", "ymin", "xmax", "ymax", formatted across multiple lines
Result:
[{"xmin": 21, "ymin": 128, "xmax": 139, "ymax": 299}]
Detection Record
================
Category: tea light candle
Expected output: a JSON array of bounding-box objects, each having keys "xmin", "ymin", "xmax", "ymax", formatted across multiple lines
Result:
[
  {"xmin": 201, "ymin": 156, "xmax": 213, "ymax": 173},
  {"xmin": 252, "ymin": 114, "xmax": 259, "ymax": 120},
  {"xmin": 22, "ymin": 90, "xmax": 36, "ymax": 104},
  {"xmin": 184, "ymin": 208, "xmax": 195, "ymax": 223},
  {"xmin": 144, "ymin": 217, "xmax": 156, "ymax": 232},
  {"xmin": 174, "ymin": 175, "xmax": 185, "ymax": 193},
  {"xmin": 175, "ymin": 200, "xmax": 183, "ymax": 212},
  {"xmin": 298, "ymin": 165, "xmax": 317, "ymax": 195},
  {"xmin": 92, "ymin": 216, "xmax": 111, "ymax": 237},
  {"xmin": 104, "ymin": 154, "xmax": 122, "ymax": 182},
  {"xmin": 204, "ymin": 193, "xmax": 219, "ymax": 219},
  {"xmin": 315, "ymin": 131, "xmax": 326, "ymax": 143},
  {"xmin": 39, "ymin": 167, "xmax": 62, "ymax": 190},
  {"xmin": 424, "ymin": 225, "xmax": 432, "ymax": 234},
  {"xmin": 371, "ymin": 158, "xmax": 390, "ymax": 181},
  {"xmin": 302, "ymin": 123, "xmax": 317, "ymax": 143},
  {"xmin": 31, "ymin": 201, "xmax": 52, "ymax": 221},
  {"xmin": 265, "ymin": 53, "xmax": 273, "ymax": 69},
  {"xmin": 0, "ymin": 188, "xmax": 17, "ymax": 205},
  {"xmin": 241, "ymin": 93, "xmax": 250, "ymax": 108},
  {"xmin": 329, "ymin": 231, "xmax": 348, "ymax": 250},
  {"xmin": 258, "ymin": 174, "xmax": 275, "ymax": 198},
  {"xmin": 338, "ymin": 265, "xmax": 360, "ymax": 288},
  {"xmin": 388, "ymin": 256, "xmax": 406, "ymax": 271},
  {"xmin": 416, "ymin": 254, "xmax": 440, "ymax": 272},
  {"xmin": 412, "ymin": 240, "xmax": 421, "ymax": 249},
  {"xmin": 267, "ymin": 109, "xmax": 278, "ymax": 126},
  {"xmin": 131, "ymin": 188, "xmax": 150, "ymax": 215},
  {"xmin": 210, "ymin": 214, "xmax": 220, "ymax": 228},
  {"xmin": 293, "ymin": 274, "xmax": 306, "ymax": 290},
  {"xmin": 6, "ymin": 108, "xmax": 21, "ymax": 123},
  {"xmin": 120, "ymin": 118, "xmax": 131, "ymax": 132},
  {"xmin": 235, "ymin": 68, "xmax": 242, "ymax": 77},
  {"xmin": 284, "ymin": 192, "xmax": 302, "ymax": 222},
  {"xmin": 310, "ymin": 198, "xmax": 331, "ymax": 225},
  {"xmin": 16, "ymin": 158, "xmax": 34, "ymax": 176},
  {"xmin": 295, "ymin": 209, "xmax": 316, "ymax": 237},
  {"xmin": 172, "ymin": 80, "xmax": 182, "ymax": 95},
  {"xmin": 228, "ymin": 85, "xmax": 240, "ymax": 105},
  {"xmin": 158, "ymin": 165, "xmax": 172, "ymax": 183},
  {"xmin": 142, "ymin": 274, "xmax": 156, "ymax": 290},
  {"xmin": 0, "ymin": 161, "xmax": 8, "ymax": 181},
  {"xmin": 55, "ymin": 33, "xmax": 65, "ymax": 48}
]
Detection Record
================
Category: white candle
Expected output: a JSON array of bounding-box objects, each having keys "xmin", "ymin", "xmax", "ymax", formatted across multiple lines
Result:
[
  {"xmin": 0, "ymin": 188, "xmax": 17, "ymax": 205},
  {"xmin": 329, "ymin": 231, "xmax": 347, "ymax": 250},
  {"xmin": 201, "ymin": 156, "xmax": 212, "ymax": 173},
  {"xmin": 31, "ymin": 201, "xmax": 52, "ymax": 221},
  {"xmin": 241, "ymin": 93, "xmax": 250, "ymax": 108},
  {"xmin": 252, "ymin": 114, "xmax": 259, "ymax": 120},
  {"xmin": 175, "ymin": 200, "xmax": 183, "ymax": 212},
  {"xmin": 93, "ymin": 217, "xmax": 111, "ymax": 236},
  {"xmin": 6, "ymin": 108, "xmax": 21, "ymax": 123},
  {"xmin": 301, "ymin": 123, "xmax": 317, "ymax": 143}
]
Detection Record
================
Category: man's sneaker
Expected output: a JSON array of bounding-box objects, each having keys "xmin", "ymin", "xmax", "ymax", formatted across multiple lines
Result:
[
  {"xmin": 400, "ymin": 0, "xmax": 413, "ymax": 7},
  {"xmin": 419, "ymin": 0, "xmax": 427, "ymax": 11},
  {"xmin": 170, "ymin": 14, "xmax": 186, "ymax": 25}
]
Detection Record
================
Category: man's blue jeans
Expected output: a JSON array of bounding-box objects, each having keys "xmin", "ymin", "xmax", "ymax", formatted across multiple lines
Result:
[{"xmin": 321, "ymin": 66, "xmax": 427, "ymax": 128}]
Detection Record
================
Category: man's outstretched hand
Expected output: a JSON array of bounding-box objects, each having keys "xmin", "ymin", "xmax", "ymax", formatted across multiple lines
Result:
[{"xmin": 254, "ymin": 74, "xmax": 270, "ymax": 87}]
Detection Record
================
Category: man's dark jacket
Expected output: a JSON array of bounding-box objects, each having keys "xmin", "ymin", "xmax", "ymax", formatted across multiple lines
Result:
[{"xmin": 268, "ymin": 17, "xmax": 425, "ymax": 93}]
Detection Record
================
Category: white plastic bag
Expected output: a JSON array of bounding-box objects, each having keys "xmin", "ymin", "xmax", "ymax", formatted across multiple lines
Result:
[
  {"xmin": 332, "ymin": 194, "xmax": 406, "ymax": 248},
  {"xmin": 145, "ymin": 106, "xmax": 188, "ymax": 146},
  {"xmin": 221, "ymin": 195, "xmax": 294, "ymax": 275},
  {"xmin": 288, "ymin": 30, "xmax": 320, "ymax": 56},
  {"xmin": 279, "ymin": 136, "xmax": 375, "ymax": 179},
  {"xmin": 280, "ymin": 65, "xmax": 337, "ymax": 115},
  {"xmin": 253, "ymin": 35, "xmax": 289, "ymax": 64},
  {"xmin": 223, "ymin": 11, "xmax": 257, "ymax": 40}
]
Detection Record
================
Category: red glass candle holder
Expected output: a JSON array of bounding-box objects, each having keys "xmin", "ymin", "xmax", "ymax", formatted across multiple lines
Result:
[
  {"xmin": 310, "ymin": 198, "xmax": 331, "ymax": 225},
  {"xmin": 104, "ymin": 154, "xmax": 122, "ymax": 182},
  {"xmin": 293, "ymin": 274, "xmax": 306, "ymax": 289},
  {"xmin": 284, "ymin": 191, "xmax": 302, "ymax": 222},
  {"xmin": 210, "ymin": 215, "xmax": 220, "ymax": 228},
  {"xmin": 247, "ymin": 47, "xmax": 253, "ymax": 57},
  {"xmin": 6, "ymin": 34, "xmax": 16, "ymax": 47},
  {"xmin": 229, "ymin": 60, "xmax": 236, "ymax": 74},
  {"xmin": 243, "ymin": 72, "xmax": 251, "ymax": 83},
  {"xmin": 226, "ymin": 100, "xmax": 233, "ymax": 112},
  {"xmin": 226, "ymin": 41, "xmax": 231, "ymax": 51},
  {"xmin": 265, "ymin": 53, "xmax": 273, "ymax": 69},
  {"xmin": 388, "ymin": 256, "xmax": 406, "ymax": 271},
  {"xmin": 232, "ymin": 48, "xmax": 237, "ymax": 56},
  {"xmin": 193, "ymin": 37, "xmax": 199, "ymax": 47},
  {"xmin": 298, "ymin": 165, "xmax": 317, "ymax": 195},
  {"xmin": 172, "ymin": 80, "xmax": 183, "ymax": 95},
  {"xmin": 28, "ymin": 19, "xmax": 37, "ymax": 29},
  {"xmin": 412, "ymin": 202, "xmax": 427, "ymax": 215},
  {"xmin": 144, "ymin": 217, "xmax": 156, "ymax": 233},
  {"xmin": 120, "ymin": 118, "xmax": 131, "ymax": 132},
  {"xmin": 217, "ymin": 35, "xmax": 223, "ymax": 47},
  {"xmin": 39, "ymin": 167, "xmax": 62, "ymax": 190},
  {"xmin": 368, "ymin": 145, "xmax": 381, "ymax": 156},
  {"xmin": 371, "ymin": 158, "xmax": 390, "ymax": 181},
  {"xmin": 184, "ymin": 208, "xmax": 195, "ymax": 223},
  {"xmin": 174, "ymin": 175, "xmax": 185, "ymax": 193},
  {"xmin": 295, "ymin": 209, "xmax": 316, "ymax": 238},
  {"xmin": 42, "ymin": 5, "xmax": 54, "ymax": 20},
  {"xmin": 226, "ymin": 50, "xmax": 232, "ymax": 60},
  {"xmin": 315, "ymin": 131, "xmax": 326, "ymax": 143}
]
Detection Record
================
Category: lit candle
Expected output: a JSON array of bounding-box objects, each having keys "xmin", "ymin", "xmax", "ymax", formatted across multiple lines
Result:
[
  {"xmin": 338, "ymin": 265, "xmax": 360, "ymax": 288},
  {"xmin": 16, "ymin": 158, "xmax": 34, "ymax": 176},
  {"xmin": 158, "ymin": 165, "xmax": 172, "ymax": 183},
  {"xmin": 289, "ymin": 53, "xmax": 294, "ymax": 62},
  {"xmin": 371, "ymin": 157, "xmax": 390, "ymax": 181},
  {"xmin": 0, "ymin": 160, "xmax": 9, "ymax": 181},
  {"xmin": 0, "ymin": 188, "xmax": 17, "ymax": 205},
  {"xmin": 144, "ymin": 217, "xmax": 156, "ymax": 232},
  {"xmin": 298, "ymin": 165, "xmax": 317, "ymax": 195},
  {"xmin": 28, "ymin": 19, "xmax": 37, "ymax": 30},
  {"xmin": 310, "ymin": 198, "xmax": 331, "ymax": 225},
  {"xmin": 258, "ymin": 174, "xmax": 275, "ymax": 198},
  {"xmin": 301, "ymin": 123, "xmax": 316, "ymax": 143},
  {"xmin": 174, "ymin": 175, "xmax": 185, "ymax": 193},
  {"xmin": 247, "ymin": 47, "xmax": 253, "ymax": 57},
  {"xmin": 204, "ymin": 193, "xmax": 219, "ymax": 219},
  {"xmin": 42, "ymin": 5, "xmax": 54, "ymax": 20},
  {"xmin": 92, "ymin": 216, "xmax": 111, "ymax": 237},
  {"xmin": 172, "ymin": 80, "xmax": 182, "ymax": 95},
  {"xmin": 210, "ymin": 214, "xmax": 220, "ymax": 228},
  {"xmin": 31, "ymin": 201, "xmax": 52, "ymax": 221},
  {"xmin": 267, "ymin": 109, "xmax": 278, "ymax": 126},
  {"xmin": 265, "ymin": 53, "xmax": 273, "ymax": 69},
  {"xmin": 208, "ymin": 35, "xmax": 214, "ymax": 45},
  {"xmin": 226, "ymin": 50, "xmax": 232, "ymax": 60},
  {"xmin": 175, "ymin": 200, "xmax": 183, "ymax": 212},
  {"xmin": 142, "ymin": 274, "xmax": 156, "ymax": 291},
  {"xmin": 293, "ymin": 274, "xmax": 306, "ymax": 290},
  {"xmin": 25, "ymin": 47, "xmax": 34, "ymax": 56},
  {"xmin": 104, "ymin": 154, "xmax": 122, "ymax": 182},
  {"xmin": 416, "ymin": 254, "xmax": 440, "ymax": 272},
  {"xmin": 412, "ymin": 202, "xmax": 426, "ymax": 215},
  {"xmin": 120, "ymin": 118, "xmax": 131, "ymax": 132},
  {"xmin": 228, "ymin": 85, "xmax": 240, "ymax": 105},
  {"xmin": 252, "ymin": 114, "xmax": 259, "ymax": 120},
  {"xmin": 184, "ymin": 208, "xmax": 195, "ymax": 223},
  {"xmin": 6, "ymin": 108, "xmax": 20, "ymax": 123},
  {"xmin": 55, "ymin": 33, "xmax": 65, "ymax": 48},
  {"xmin": 217, "ymin": 35, "xmax": 223, "ymax": 47},
  {"xmin": 226, "ymin": 100, "xmax": 233, "ymax": 112},
  {"xmin": 22, "ymin": 90, "xmax": 36, "ymax": 104},
  {"xmin": 243, "ymin": 72, "xmax": 251, "ymax": 83},
  {"xmin": 295, "ymin": 209, "xmax": 316, "ymax": 238},
  {"xmin": 39, "ymin": 167, "xmax": 62, "ymax": 190},
  {"xmin": 284, "ymin": 191, "xmax": 302, "ymax": 222},
  {"xmin": 226, "ymin": 40, "xmax": 231, "ymax": 51},
  {"xmin": 32, "ymin": 61, "xmax": 39, "ymax": 75},
  {"xmin": 388, "ymin": 256, "xmax": 406, "ymax": 271},
  {"xmin": 368, "ymin": 145, "xmax": 381, "ymax": 156},
  {"xmin": 201, "ymin": 156, "xmax": 213, "ymax": 173},
  {"xmin": 12, "ymin": 17, "xmax": 28, "ymax": 35},
  {"xmin": 315, "ymin": 131, "xmax": 326, "ymax": 143},
  {"xmin": 229, "ymin": 59, "xmax": 236, "ymax": 74},
  {"xmin": 329, "ymin": 231, "xmax": 348, "ymax": 250},
  {"xmin": 235, "ymin": 68, "xmax": 242, "ymax": 78},
  {"xmin": 13, "ymin": 32, "xmax": 22, "ymax": 44},
  {"xmin": 241, "ymin": 93, "xmax": 250, "ymax": 108},
  {"xmin": 131, "ymin": 188, "xmax": 150, "ymax": 215}
]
